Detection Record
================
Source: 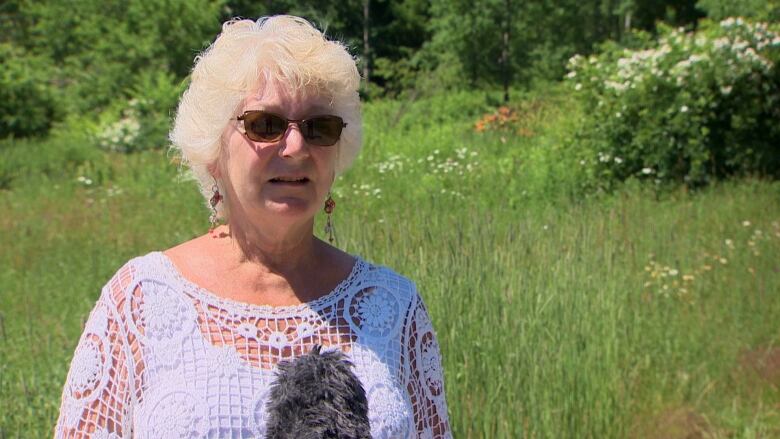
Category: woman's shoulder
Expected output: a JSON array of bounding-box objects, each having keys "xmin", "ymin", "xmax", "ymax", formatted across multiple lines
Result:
[
  {"xmin": 115, "ymin": 250, "xmax": 173, "ymax": 279},
  {"xmin": 353, "ymin": 258, "xmax": 423, "ymax": 313},
  {"xmin": 359, "ymin": 259, "xmax": 416, "ymax": 291},
  {"xmin": 99, "ymin": 251, "xmax": 176, "ymax": 300}
]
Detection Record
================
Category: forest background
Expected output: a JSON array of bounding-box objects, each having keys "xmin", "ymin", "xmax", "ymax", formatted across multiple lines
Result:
[{"xmin": 1, "ymin": 0, "xmax": 780, "ymax": 437}]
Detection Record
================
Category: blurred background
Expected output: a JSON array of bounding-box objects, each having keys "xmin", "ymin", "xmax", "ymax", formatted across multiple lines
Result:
[{"xmin": 1, "ymin": 1, "xmax": 779, "ymax": 437}]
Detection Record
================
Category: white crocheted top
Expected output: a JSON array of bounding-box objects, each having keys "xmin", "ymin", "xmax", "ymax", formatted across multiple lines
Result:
[{"xmin": 55, "ymin": 251, "xmax": 451, "ymax": 438}]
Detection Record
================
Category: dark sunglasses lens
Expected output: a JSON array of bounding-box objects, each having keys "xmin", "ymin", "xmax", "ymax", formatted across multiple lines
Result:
[
  {"xmin": 303, "ymin": 116, "xmax": 344, "ymax": 146},
  {"xmin": 245, "ymin": 112, "xmax": 287, "ymax": 141}
]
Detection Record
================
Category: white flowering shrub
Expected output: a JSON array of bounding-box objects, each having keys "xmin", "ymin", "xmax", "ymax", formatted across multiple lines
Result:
[
  {"xmin": 95, "ymin": 70, "xmax": 184, "ymax": 153},
  {"xmin": 96, "ymin": 102, "xmax": 142, "ymax": 152},
  {"xmin": 566, "ymin": 18, "xmax": 780, "ymax": 188}
]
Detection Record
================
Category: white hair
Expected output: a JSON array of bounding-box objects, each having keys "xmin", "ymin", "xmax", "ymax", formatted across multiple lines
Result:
[{"xmin": 170, "ymin": 15, "xmax": 362, "ymax": 220}]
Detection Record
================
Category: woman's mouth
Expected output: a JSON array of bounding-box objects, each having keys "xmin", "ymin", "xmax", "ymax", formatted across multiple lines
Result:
[{"xmin": 269, "ymin": 176, "xmax": 310, "ymax": 186}]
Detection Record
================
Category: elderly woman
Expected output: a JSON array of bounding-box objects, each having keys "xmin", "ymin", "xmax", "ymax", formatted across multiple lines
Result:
[{"xmin": 55, "ymin": 15, "xmax": 450, "ymax": 439}]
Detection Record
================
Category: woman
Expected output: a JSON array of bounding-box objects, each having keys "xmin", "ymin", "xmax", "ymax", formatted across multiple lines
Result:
[{"xmin": 55, "ymin": 15, "xmax": 450, "ymax": 438}]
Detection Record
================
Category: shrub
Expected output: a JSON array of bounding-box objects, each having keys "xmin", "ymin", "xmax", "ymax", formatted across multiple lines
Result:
[
  {"xmin": 95, "ymin": 70, "xmax": 185, "ymax": 153},
  {"xmin": 0, "ymin": 43, "xmax": 59, "ymax": 139},
  {"xmin": 697, "ymin": 0, "xmax": 780, "ymax": 22},
  {"xmin": 22, "ymin": 0, "xmax": 221, "ymax": 113},
  {"xmin": 566, "ymin": 18, "xmax": 780, "ymax": 189}
]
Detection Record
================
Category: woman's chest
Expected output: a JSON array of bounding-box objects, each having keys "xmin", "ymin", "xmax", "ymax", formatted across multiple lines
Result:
[{"xmin": 131, "ymin": 340, "xmax": 414, "ymax": 439}]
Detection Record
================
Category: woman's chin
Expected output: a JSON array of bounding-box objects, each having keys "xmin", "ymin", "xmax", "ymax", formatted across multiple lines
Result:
[{"xmin": 263, "ymin": 197, "xmax": 315, "ymax": 216}]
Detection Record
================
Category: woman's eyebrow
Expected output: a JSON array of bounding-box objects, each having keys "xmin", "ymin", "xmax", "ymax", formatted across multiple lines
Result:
[
  {"xmin": 245, "ymin": 103, "xmax": 282, "ymax": 112},
  {"xmin": 306, "ymin": 104, "xmax": 333, "ymax": 114},
  {"xmin": 244, "ymin": 104, "xmax": 334, "ymax": 116}
]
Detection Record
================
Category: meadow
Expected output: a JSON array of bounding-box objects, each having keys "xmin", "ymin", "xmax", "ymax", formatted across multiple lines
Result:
[{"xmin": 1, "ymin": 88, "xmax": 779, "ymax": 438}]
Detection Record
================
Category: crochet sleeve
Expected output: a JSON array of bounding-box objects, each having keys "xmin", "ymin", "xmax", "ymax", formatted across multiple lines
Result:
[
  {"xmin": 54, "ymin": 266, "xmax": 136, "ymax": 438},
  {"xmin": 403, "ymin": 289, "xmax": 452, "ymax": 438}
]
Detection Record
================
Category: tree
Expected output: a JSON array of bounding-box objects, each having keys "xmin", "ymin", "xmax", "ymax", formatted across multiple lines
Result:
[
  {"xmin": 696, "ymin": 0, "xmax": 780, "ymax": 21},
  {"xmin": 20, "ymin": 0, "xmax": 224, "ymax": 112}
]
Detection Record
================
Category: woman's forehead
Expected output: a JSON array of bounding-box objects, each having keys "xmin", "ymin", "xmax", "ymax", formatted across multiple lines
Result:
[{"xmin": 243, "ymin": 82, "xmax": 334, "ymax": 116}]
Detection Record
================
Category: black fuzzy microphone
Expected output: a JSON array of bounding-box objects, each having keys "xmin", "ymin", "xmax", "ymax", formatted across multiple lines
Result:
[{"xmin": 265, "ymin": 345, "xmax": 372, "ymax": 439}]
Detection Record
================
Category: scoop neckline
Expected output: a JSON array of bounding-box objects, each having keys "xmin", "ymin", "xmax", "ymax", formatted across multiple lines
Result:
[{"xmin": 151, "ymin": 251, "xmax": 365, "ymax": 314}]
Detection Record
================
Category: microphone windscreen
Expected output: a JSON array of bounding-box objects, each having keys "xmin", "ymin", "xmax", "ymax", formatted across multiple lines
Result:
[{"xmin": 265, "ymin": 345, "xmax": 372, "ymax": 439}]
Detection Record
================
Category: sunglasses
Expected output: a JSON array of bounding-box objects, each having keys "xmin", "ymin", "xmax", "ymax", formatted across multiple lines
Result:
[{"xmin": 236, "ymin": 111, "xmax": 347, "ymax": 147}]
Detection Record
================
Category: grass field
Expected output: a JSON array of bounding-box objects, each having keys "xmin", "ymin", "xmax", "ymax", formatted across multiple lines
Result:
[{"xmin": 1, "ymin": 89, "xmax": 779, "ymax": 438}]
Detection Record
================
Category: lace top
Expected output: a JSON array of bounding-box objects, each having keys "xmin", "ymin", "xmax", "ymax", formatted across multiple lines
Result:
[{"xmin": 54, "ymin": 252, "xmax": 451, "ymax": 438}]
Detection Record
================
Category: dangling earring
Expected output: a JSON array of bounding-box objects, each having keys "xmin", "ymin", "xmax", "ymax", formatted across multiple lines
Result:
[
  {"xmin": 209, "ymin": 180, "xmax": 222, "ymax": 234},
  {"xmin": 324, "ymin": 193, "xmax": 336, "ymax": 244}
]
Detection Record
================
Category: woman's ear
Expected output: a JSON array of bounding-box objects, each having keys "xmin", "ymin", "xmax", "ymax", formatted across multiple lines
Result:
[{"xmin": 207, "ymin": 161, "xmax": 222, "ymax": 180}]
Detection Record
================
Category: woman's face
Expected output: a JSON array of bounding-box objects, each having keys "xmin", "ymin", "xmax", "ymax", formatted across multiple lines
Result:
[{"xmin": 217, "ymin": 81, "xmax": 339, "ymax": 231}]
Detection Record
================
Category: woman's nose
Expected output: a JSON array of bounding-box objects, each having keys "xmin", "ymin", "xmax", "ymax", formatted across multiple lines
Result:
[{"xmin": 278, "ymin": 123, "xmax": 310, "ymax": 159}]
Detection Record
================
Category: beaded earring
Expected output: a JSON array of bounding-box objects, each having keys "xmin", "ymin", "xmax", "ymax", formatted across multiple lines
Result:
[
  {"xmin": 324, "ymin": 193, "xmax": 336, "ymax": 244},
  {"xmin": 209, "ymin": 180, "xmax": 222, "ymax": 233}
]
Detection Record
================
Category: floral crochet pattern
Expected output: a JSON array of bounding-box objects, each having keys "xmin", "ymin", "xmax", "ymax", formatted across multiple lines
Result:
[
  {"xmin": 138, "ymin": 391, "xmax": 208, "ymax": 438},
  {"xmin": 349, "ymin": 286, "xmax": 402, "ymax": 339},
  {"xmin": 131, "ymin": 280, "xmax": 195, "ymax": 342},
  {"xmin": 67, "ymin": 336, "xmax": 106, "ymax": 398}
]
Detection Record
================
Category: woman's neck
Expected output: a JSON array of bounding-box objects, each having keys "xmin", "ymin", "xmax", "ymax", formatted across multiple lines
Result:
[{"xmin": 214, "ymin": 221, "xmax": 321, "ymax": 275}]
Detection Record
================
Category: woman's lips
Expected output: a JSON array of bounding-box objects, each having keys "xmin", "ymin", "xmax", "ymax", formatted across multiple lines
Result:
[{"xmin": 269, "ymin": 176, "xmax": 310, "ymax": 186}]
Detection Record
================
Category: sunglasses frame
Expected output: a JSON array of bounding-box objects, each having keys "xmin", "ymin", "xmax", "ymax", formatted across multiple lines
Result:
[{"xmin": 236, "ymin": 110, "xmax": 347, "ymax": 146}]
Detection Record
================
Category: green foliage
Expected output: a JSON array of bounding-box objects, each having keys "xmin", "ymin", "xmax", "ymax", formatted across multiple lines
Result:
[
  {"xmin": 418, "ymin": 0, "xmax": 703, "ymax": 95},
  {"xmin": 95, "ymin": 71, "xmax": 186, "ymax": 153},
  {"xmin": 0, "ymin": 0, "xmax": 745, "ymax": 108},
  {"xmin": 566, "ymin": 18, "xmax": 780, "ymax": 189},
  {"xmin": 696, "ymin": 0, "xmax": 780, "ymax": 21},
  {"xmin": 19, "ymin": 0, "xmax": 222, "ymax": 113},
  {"xmin": 0, "ymin": 129, "xmax": 101, "ymax": 189},
  {"xmin": 424, "ymin": 0, "xmax": 510, "ymax": 87},
  {"xmin": 0, "ymin": 43, "xmax": 58, "ymax": 138}
]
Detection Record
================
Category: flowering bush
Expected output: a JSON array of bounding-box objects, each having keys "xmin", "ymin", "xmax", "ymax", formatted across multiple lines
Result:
[
  {"xmin": 566, "ymin": 18, "xmax": 780, "ymax": 188},
  {"xmin": 96, "ymin": 102, "xmax": 142, "ymax": 152},
  {"xmin": 95, "ymin": 70, "xmax": 184, "ymax": 153},
  {"xmin": 474, "ymin": 106, "xmax": 518, "ymax": 133},
  {"xmin": 474, "ymin": 99, "xmax": 552, "ymax": 138}
]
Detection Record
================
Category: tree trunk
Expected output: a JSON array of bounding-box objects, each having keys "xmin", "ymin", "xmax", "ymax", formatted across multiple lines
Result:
[
  {"xmin": 502, "ymin": 0, "xmax": 511, "ymax": 103},
  {"xmin": 624, "ymin": 9, "xmax": 632, "ymax": 33},
  {"xmin": 363, "ymin": 0, "xmax": 370, "ymax": 86}
]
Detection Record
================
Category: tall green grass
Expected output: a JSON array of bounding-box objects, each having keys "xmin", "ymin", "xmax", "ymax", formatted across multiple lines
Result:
[{"xmin": 1, "ymin": 89, "xmax": 779, "ymax": 437}]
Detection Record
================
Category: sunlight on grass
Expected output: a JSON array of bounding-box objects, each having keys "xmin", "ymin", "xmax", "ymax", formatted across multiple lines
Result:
[{"xmin": 1, "ymin": 91, "xmax": 779, "ymax": 437}]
